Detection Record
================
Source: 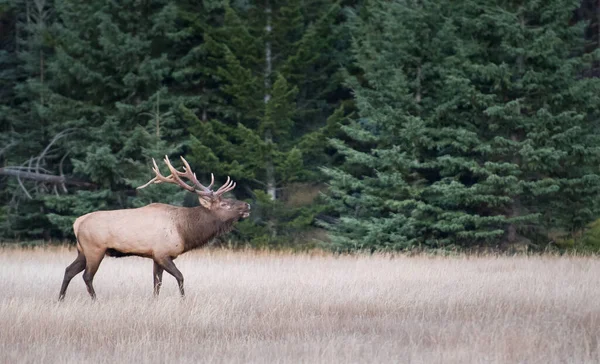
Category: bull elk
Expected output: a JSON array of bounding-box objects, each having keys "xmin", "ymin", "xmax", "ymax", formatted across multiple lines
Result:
[{"xmin": 58, "ymin": 156, "xmax": 250, "ymax": 301}]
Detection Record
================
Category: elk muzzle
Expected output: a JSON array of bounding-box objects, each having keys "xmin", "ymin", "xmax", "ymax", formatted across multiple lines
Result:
[{"xmin": 241, "ymin": 203, "xmax": 251, "ymax": 219}]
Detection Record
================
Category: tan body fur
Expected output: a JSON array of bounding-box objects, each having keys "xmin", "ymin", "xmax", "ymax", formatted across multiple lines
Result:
[{"xmin": 75, "ymin": 204, "xmax": 186, "ymax": 260}]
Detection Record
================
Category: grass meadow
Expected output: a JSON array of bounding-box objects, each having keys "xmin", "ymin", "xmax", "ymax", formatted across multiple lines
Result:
[{"xmin": 0, "ymin": 246, "xmax": 599, "ymax": 363}]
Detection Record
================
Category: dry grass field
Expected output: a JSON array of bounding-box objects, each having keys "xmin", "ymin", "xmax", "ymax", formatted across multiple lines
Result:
[{"xmin": 0, "ymin": 246, "xmax": 599, "ymax": 364}]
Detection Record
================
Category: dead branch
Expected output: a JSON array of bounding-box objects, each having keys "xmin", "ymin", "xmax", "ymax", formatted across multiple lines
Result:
[
  {"xmin": 0, "ymin": 141, "xmax": 17, "ymax": 158},
  {"xmin": 16, "ymin": 173, "xmax": 33, "ymax": 199},
  {"xmin": 59, "ymin": 152, "xmax": 69, "ymax": 193},
  {"xmin": 34, "ymin": 129, "xmax": 76, "ymax": 173},
  {"xmin": 0, "ymin": 129, "xmax": 92, "ymax": 196},
  {"xmin": 0, "ymin": 167, "xmax": 95, "ymax": 188}
]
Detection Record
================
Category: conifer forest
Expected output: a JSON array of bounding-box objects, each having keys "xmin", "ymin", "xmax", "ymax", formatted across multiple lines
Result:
[{"xmin": 3, "ymin": 0, "xmax": 600, "ymax": 253}]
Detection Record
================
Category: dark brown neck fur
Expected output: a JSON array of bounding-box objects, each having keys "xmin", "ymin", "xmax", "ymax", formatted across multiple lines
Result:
[{"xmin": 176, "ymin": 206, "xmax": 238, "ymax": 253}]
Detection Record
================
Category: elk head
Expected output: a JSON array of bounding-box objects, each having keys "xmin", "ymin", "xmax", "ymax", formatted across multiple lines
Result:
[{"xmin": 137, "ymin": 155, "xmax": 250, "ymax": 221}]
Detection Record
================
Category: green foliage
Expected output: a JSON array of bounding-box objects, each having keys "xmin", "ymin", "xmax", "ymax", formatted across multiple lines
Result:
[
  {"xmin": 0, "ymin": 0, "xmax": 350, "ymax": 245},
  {"xmin": 3, "ymin": 0, "xmax": 600, "ymax": 254},
  {"xmin": 0, "ymin": 0, "xmax": 191, "ymax": 240},
  {"xmin": 580, "ymin": 219, "xmax": 600, "ymax": 252},
  {"xmin": 233, "ymin": 188, "xmax": 328, "ymax": 248},
  {"xmin": 0, "ymin": 0, "xmax": 56, "ymax": 239},
  {"xmin": 557, "ymin": 218, "xmax": 600, "ymax": 253},
  {"xmin": 325, "ymin": 0, "xmax": 600, "ymax": 252},
  {"xmin": 181, "ymin": 0, "xmax": 349, "ymax": 246}
]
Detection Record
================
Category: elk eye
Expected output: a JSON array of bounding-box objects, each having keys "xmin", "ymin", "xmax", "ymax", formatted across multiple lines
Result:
[{"xmin": 220, "ymin": 202, "xmax": 229, "ymax": 208}]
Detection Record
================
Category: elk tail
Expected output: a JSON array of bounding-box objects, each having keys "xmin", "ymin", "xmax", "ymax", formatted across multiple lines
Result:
[{"xmin": 73, "ymin": 215, "xmax": 87, "ymax": 254}]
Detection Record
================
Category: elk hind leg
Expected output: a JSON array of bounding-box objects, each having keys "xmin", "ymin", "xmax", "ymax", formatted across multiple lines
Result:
[
  {"xmin": 58, "ymin": 251, "xmax": 86, "ymax": 301},
  {"xmin": 153, "ymin": 261, "xmax": 164, "ymax": 297},
  {"xmin": 156, "ymin": 257, "xmax": 184, "ymax": 297},
  {"xmin": 82, "ymin": 252, "xmax": 105, "ymax": 300}
]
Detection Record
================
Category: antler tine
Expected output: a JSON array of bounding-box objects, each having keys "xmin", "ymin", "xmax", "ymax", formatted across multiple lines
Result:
[
  {"xmin": 137, "ymin": 158, "xmax": 175, "ymax": 190},
  {"xmin": 178, "ymin": 156, "xmax": 214, "ymax": 196},
  {"xmin": 223, "ymin": 181, "xmax": 237, "ymax": 195},
  {"xmin": 162, "ymin": 155, "xmax": 196, "ymax": 192},
  {"xmin": 137, "ymin": 177, "xmax": 158, "ymax": 190},
  {"xmin": 179, "ymin": 156, "xmax": 217, "ymax": 197},
  {"xmin": 214, "ymin": 176, "xmax": 230, "ymax": 195},
  {"xmin": 214, "ymin": 176, "xmax": 237, "ymax": 196},
  {"xmin": 206, "ymin": 173, "xmax": 215, "ymax": 189},
  {"xmin": 222, "ymin": 181, "xmax": 237, "ymax": 195}
]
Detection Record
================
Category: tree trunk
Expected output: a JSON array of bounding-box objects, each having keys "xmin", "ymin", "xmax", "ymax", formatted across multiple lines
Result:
[
  {"xmin": 155, "ymin": 92, "xmax": 160, "ymax": 138},
  {"xmin": 597, "ymin": 0, "xmax": 600, "ymax": 49},
  {"xmin": 201, "ymin": 86, "xmax": 207, "ymax": 122},
  {"xmin": 415, "ymin": 64, "xmax": 422, "ymax": 103},
  {"xmin": 506, "ymin": 11, "xmax": 526, "ymax": 244},
  {"xmin": 40, "ymin": 50, "xmax": 44, "ymax": 104},
  {"xmin": 264, "ymin": 0, "xmax": 276, "ymax": 200}
]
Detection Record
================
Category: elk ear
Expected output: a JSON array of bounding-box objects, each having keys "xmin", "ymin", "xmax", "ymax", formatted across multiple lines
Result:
[{"xmin": 198, "ymin": 196, "xmax": 212, "ymax": 209}]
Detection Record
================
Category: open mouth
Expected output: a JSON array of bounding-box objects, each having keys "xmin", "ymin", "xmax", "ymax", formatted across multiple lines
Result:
[{"xmin": 242, "ymin": 212, "xmax": 250, "ymax": 218}]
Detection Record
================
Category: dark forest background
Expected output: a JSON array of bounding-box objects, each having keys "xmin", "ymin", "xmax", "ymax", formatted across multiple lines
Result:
[{"xmin": 3, "ymin": 0, "xmax": 600, "ymax": 252}]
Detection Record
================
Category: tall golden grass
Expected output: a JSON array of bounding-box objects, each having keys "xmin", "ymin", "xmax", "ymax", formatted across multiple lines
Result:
[{"xmin": 0, "ymin": 246, "xmax": 598, "ymax": 363}]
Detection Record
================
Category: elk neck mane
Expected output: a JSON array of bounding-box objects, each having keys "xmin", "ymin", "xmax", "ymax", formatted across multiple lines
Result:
[{"xmin": 175, "ymin": 205, "xmax": 238, "ymax": 252}]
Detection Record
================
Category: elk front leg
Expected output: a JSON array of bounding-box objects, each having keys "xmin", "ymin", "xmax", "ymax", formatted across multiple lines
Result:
[{"xmin": 153, "ymin": 261, "xmax": 164, "ymax": 297}]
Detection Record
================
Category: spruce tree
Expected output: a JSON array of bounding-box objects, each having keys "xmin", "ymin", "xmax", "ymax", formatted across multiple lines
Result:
[
  {"xmin": 33, "ymin": 0, "xmax": 186, "ymax": 237},
  {"xmin": 324, "ymin": 0, "xmax": 436, "ymax": 251},
  {"xmin": 325, "ymin": 0, "xmax": 600, "ymax": 251},
  {"xmin": 462, "ymin": 0, "xmax": 600, "ymax": 241},
  {"xmin": 185, "ymin": 0, "xmax": 350, "ymax": 245},
  {"xmin": 0, "ymin": 0, "xmax": 57, "ymax": 239}
]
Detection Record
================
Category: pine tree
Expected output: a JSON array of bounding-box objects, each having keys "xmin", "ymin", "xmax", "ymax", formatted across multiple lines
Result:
[
  {"xmin": 323, "ymin": 0, "xmax": 436, "ymax": 251},
  {"xmin": 185, "ymin": 0, "xmax": 350, "ymax": 245},
  {"xmin": 168, "ymin": 0, "xmax": 230, "ymax": 124},
  {"xmin": 460, "ymin": 0, "xmax": 600, "ymax": 241},
  {"xmin": 27, "ymin": 0, "xmax": 186, "ymax": 237},
  {"xmin": 0, "ymin": 0, "xmax": 352, "ymax": 243},
  {"xmin": 0, "ymin": 0, "xmax": 57, "ymax": 239},
  {"xmin": 325, "ymin": 0, "xmax": 600, "ymax": 251}
]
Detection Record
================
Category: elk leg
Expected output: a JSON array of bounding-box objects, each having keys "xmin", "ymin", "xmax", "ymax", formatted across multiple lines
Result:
[
  {"xmin": 82, "ymin": 252, "xmax": 104, "ymax": 300},
  {"xmin": 153, "ymin": 261, "xmax": 164, "ymax": 297},
  {"xmin": 58, "ymin": 251, "xmax": 86, "ymax": 301},
  {"xmin": 157, "ymin": 257, "xmax": 184, "ymax": 297}
]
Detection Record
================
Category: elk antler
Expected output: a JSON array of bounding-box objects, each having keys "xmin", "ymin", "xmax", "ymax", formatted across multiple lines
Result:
[
  {"xmin": 137, "ymin": 156, "xmax": 237, "ymax": 199},
  {"xmin": 214, "ymin": 176, "xmax": 236, "ymax": 197},
  {"xmin": 177, "ymin": 156, "xmax": 214, "ymax": 196},
  {"xmin": 137, "ymin": 157, "xmax": 194, "ymax": 192},
  {"xmin": 162, "ymin": 156, "xmax": 214, "ymax": 197}
]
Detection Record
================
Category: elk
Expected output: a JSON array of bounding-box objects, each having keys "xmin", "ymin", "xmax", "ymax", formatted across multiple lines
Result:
[{"xmin": 58, "ymin": 156, "xmax": 250, "ymax": 301}]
